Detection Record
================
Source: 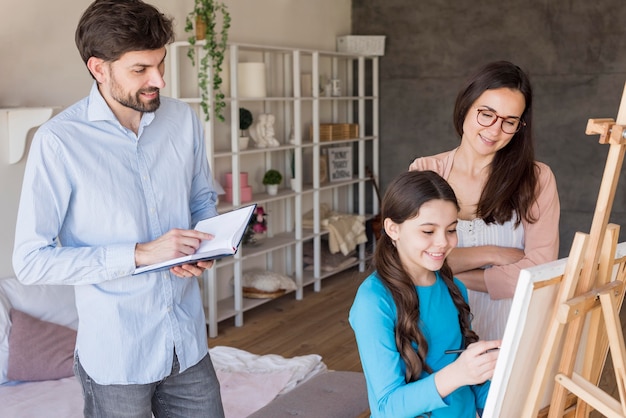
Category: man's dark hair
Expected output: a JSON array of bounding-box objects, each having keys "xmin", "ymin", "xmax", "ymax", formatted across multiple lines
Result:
[{"xmin": 75, "ymin": 0, "xmax": 174, "ymax": 65}]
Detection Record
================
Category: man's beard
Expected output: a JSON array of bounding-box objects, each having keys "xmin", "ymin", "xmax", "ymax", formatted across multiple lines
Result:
[
  {"xmin": 109, "ymin": 71, "xmax": 161, "ymax": 112},
  {"xmin": 114, "ymin": 87, "xmax": 161, "ymax": 113}
]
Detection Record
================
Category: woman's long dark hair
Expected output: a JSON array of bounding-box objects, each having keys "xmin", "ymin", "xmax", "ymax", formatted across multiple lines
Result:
[
  {"xmin": 375, "ymin": 170, "xmax": 478, "ymax": 383},
  {"xmin": 453, "ymin": 60, "xmax": 538, "ymax": 226}
]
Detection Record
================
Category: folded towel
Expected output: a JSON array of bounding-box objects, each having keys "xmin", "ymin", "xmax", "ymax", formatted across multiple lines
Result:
[
  {"xmin": 326, "ymin": 215, "xmax": 367, "ymax": 255},
  {"xmin": 301, "ymin": 204, "xmax": 367, "ymax": 255}
]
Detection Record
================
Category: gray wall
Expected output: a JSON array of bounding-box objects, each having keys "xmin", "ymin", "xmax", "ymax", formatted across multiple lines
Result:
[{"xmin": 354, "ymin": 0, "xmax": 626, "ymax": 257}]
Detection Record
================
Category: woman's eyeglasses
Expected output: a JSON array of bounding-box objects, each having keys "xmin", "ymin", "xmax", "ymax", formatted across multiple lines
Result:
[{"xmin": 476, "ymin": 108, "xmax": 525, "ymax": 134}]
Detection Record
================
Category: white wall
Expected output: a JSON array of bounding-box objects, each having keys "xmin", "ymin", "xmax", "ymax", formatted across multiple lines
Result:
[{"xmin": 0, "ymin": 0, "xmax": 351, "ymax": 278}]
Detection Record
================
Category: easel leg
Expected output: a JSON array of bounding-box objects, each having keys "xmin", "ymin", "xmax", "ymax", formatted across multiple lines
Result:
[
  {"xmin": 575, "ymin": 225, "xmax": 621, "ymax": 418},
  {"xmin": 599, "ymin": 282, "xmax": 626, "ymax": 416},
  {"xmin": 521, "ymin": 232, "xmax": 589, "ymax": 417},
  {"xmin": 549, "ymin": 281, "xmax": 626, "ymax": 417}
]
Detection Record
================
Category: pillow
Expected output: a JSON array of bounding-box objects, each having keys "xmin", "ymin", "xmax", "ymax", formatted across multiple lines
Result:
[
  {"xmin": 0, "ymin": 277, "xmax": 78, "ymax": 384},
  {"xmin": 240, "ymin": 270, "xmax": 297, "ymax": 292},
  {"xmin": 0, "ymin": 290, "xmax": 10, "ymax": 384},
  {"xmin": 7, "ymin": 309, "xmax": 76, "ymax": 382},
  {"xmin": 0, "ymin": 278, "xmax": 78, "ymax": 329}
]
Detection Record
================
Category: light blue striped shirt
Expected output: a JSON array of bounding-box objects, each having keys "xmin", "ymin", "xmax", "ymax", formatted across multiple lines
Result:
[{"xmin": 13, "ymin": 82, "xmax": 218, "ymax": 384}]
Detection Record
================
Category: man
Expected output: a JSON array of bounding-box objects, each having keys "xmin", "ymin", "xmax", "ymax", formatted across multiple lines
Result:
[{"xmin": 12, "ymin": 1, "xmax": 225, "ymax": 416}]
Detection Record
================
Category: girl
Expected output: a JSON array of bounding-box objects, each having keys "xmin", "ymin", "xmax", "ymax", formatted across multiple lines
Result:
[{"xmin": 349, "ymin": 170, "xmax": 500, "ymax": 418}]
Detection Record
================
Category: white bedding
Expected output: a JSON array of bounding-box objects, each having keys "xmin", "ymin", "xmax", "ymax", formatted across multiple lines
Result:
[
  {"xmin": 212, "ymin": 346, "xmax": 327, "ymax": 417},
  {"xmin": 0, "ymin": 346, "xmax": 326, "ymax": 418}
]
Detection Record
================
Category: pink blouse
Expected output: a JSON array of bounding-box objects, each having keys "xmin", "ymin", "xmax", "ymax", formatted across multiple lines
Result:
[{"xmin": 409, "ymin": 148, "xmax": 560, "ymax": 299}]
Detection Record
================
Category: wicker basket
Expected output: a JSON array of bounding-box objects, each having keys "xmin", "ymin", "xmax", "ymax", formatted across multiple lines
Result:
[
  {"xmin": 310, "ymin": 123, "xmax": 359, "ymax": 141},
  {"xmin": 242, "ymin": 286, "xmax": 286, "ymax": 299}
]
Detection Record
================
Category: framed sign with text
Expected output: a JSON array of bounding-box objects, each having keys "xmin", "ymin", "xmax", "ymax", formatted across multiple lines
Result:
[{"xmin": 328, "ymin": 146, "xmax": 352, "ymax": 182}]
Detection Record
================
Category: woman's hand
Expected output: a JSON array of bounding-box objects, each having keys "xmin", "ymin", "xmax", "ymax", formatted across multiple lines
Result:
[
  {"xmin": 492, "ymin": 246, "xmax": 524, "ymax": 266},
  {"xmin": 449, "ymin": 246, "xmax": 524, "ymax": 273}
]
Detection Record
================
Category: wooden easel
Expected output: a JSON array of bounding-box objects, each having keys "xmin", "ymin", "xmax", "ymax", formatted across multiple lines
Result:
[{"xmin": 522, "ymin": 82, "xmax": 626, "ymax": 417}]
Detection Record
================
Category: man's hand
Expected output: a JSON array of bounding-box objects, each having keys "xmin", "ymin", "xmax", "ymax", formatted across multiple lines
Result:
[
  {"xmin": 135, "ymin": 228, "xmax": 215, "ymax": 276},
  {"xmin": 170, "ymin": 260, "xmax": 215, "ymax": 278}
]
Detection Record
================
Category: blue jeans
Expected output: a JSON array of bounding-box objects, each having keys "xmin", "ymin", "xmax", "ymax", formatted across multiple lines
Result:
[{"xmin": 74, "ymin": 351, "xmax": 225, "ymax": 418}]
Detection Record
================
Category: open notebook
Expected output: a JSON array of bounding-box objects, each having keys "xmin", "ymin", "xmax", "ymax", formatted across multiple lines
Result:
[{"xmin": 133, "ymin": 204, "xmax": 257, "ymax": 275}]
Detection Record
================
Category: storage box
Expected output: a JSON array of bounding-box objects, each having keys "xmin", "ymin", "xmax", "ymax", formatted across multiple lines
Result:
[
  {"xmin": 336, "ymin": 36, "xmax": 386, "ymax": 56},
  {"xmin": 225, "ymin": 172, "xmax": 249, "ymax": 188},
  {"xmin": 224, "ymin": 186, "xmax": 253, "ymax": 203}
]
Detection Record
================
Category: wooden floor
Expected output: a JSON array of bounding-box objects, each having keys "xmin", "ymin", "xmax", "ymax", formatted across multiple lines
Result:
[{"xmin": 208, "ymin": 267, "xmax": 366, "ymax": 372}]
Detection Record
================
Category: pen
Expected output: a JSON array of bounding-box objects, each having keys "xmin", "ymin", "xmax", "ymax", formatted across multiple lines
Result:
[{"xmin": 444, "ymin": 348, "xmax": 500, "ymax": 354}]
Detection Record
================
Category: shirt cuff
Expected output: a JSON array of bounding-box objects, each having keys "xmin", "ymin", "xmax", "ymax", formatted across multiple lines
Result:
[
  {"xmin": 105, "ymin": 243, "xmax": 137, "ymax": 279},
  {"xmin": 421, "ymin": 373, "xmax": 449, "ymax": 410}
]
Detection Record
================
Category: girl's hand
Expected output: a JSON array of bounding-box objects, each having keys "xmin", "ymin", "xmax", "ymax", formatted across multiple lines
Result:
[
  {"xmin": 434, "ymin": 340, "xmax": 501, "ymax": 397},
  {"xmin": 455, "ymin": 340, "xmax": 501, "ymax": 385}
]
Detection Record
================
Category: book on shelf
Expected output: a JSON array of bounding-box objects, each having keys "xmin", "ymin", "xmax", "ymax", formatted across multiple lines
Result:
[{"xmin": 133, "ymin": 204, "xmax": 257, "ymax": 275}]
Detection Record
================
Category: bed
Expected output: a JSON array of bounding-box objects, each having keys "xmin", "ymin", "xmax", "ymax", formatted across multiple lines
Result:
[{"xmin": 0, "ymin": 277, "xmax": 368, "ymax": 418}]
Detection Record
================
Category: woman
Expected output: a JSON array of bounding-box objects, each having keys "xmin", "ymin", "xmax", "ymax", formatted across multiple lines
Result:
[
  {"xmin": 349, "ymin": 170, "xmax": 500, "ymax": 418},
  {"xmin": 409, "ymin": 61, "xmax": 560, "ymax": 341}
]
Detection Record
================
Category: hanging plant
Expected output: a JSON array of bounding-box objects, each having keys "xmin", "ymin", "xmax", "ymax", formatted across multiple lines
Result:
[{"xmin": 184, "ymin": 0, "xmax": 231, "ymax": 122}]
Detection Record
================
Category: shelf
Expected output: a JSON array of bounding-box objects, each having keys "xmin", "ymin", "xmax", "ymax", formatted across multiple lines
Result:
[
  {"xmin": 302, "ymin": 259, "xmax": 362, "ymax": 286},
  {"xmin": 213, "ymin": 285, "xmax": 298, "ymax": 323},
  {"xmin": 213, "ymin": 143, "xmax": 297, "ymax": 157},
  {"xmin": 211, "ymin": 137, "xmax": 377, "ymax": 156},
  {"xmin": 168, "ymin": 41, "xmax": 379, "ymax": 337},
  {"xmin": 239, "ymin": 232, "xmax": 312, "ymax": 260}
]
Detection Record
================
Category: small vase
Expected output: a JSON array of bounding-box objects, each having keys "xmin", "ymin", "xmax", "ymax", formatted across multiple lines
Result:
[
  {"xmin": 195, "ymin": 16, "xmax": 206, "ymax": 40},
  {"xmin": 290, "ymin": 178, "xmax": 298, "ymax": 192},
  {"xmin": 266, "ymin": 184, "xmax": 278, "ymax": 195},
  {"xmin": 239, "ymin": 136, "xmax": 249, "ymax": 150}
]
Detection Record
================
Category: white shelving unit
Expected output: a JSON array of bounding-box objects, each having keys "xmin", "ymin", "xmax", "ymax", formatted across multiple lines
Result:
[{"xmin": 166, "ymin": 42, "xmax": 379, "ymax": 337}]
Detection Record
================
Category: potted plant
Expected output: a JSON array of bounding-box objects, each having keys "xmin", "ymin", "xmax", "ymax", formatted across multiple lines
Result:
[
  {"xmin": 262, "ymin": 169, "xmax": 283, "ymax": 195},
  {"xmin": 290, "ymin": 150, "xmax": 297, "ymax": 191},
  {"xmin": 239, "ymin": 107, "xmax": 253, "ymax": 149},
  {"xmin": 184, "ymin": 0, "xmax": 231, "ymax": 122}
]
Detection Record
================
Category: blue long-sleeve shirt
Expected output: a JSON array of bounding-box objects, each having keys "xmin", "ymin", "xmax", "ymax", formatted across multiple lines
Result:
[
  {"xmin": 12, "ymin": 82, "xmax": 218, "ymax": 385},
  {"xmin": 349, "ymin": 272, "xmax": 490, "ymax": 417}
]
